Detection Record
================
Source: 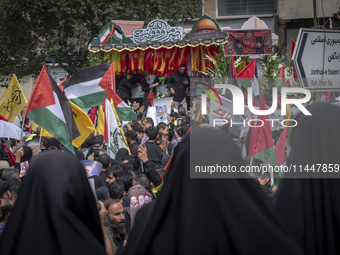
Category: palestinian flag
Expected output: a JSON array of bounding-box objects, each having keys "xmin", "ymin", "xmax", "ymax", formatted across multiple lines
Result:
[
  {"xmin": 105, "ymin": 89, "xmax": 137, "ymax": 122},
  {"xmin": 238, "ymin": 59, "xmax": 260, "ymax": 99},
  {"xmin": 58, "ymin": 75, "xmax": 68, "ymax": 92},
  {"xmin": 147, "ymin": 91, "xmax": 154, "ymax": 106},
  {"xmin": 64, "ymin": 63, "xmax": 114, "ymax": 109},
  {"xmin": 112, "ymin": 25, "xmax": 123, "ymax": 40},
  {"xmin": 248, "ymin": 94, "xmax": 277, "ymax": 166},
  {"xmin": 99, "ymin": 25, "xmax": 112, "ymax": 44},
  {"xmin": 25, "ymin": 66, "xmax": 80, "ymax": 154}
]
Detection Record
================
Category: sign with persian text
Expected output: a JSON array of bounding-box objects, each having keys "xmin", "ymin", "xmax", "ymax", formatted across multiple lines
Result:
[{"xmin": 292, "ymin": 28, "xmax": 340, "ymax": 91}]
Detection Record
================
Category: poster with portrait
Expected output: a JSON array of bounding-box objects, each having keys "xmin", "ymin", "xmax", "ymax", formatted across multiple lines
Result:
[
  {"xmin": 129, "ymin": 189, "xmax": 153, "ymax": 227},
  {"xmin": 20, "ymin": 161, "xmax": 29, "ymax": 178},
  {"xmin": 156, "ymin": 105, "xmax": 168, "ymax": 124},
  {"xmin": 80, "ymin": 160, "xmax": 102, "ymax": 177}
]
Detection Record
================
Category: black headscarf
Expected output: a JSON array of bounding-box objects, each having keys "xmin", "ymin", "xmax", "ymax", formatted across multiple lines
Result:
[
  {"xmin": 123, "ymin": 128, "xmax": 303, "ymax": 255},
  {"xmin": 116, "ymin": 148, "xmax": 129, "ymax": 163},
  {"xmin": 21, "ymin": 145, "xmax": 32, "ymax": 163},
  {"xmin": 88, "ymin": 175, "xmax": 105, "ymax": 190},
  {"xmin": 0, "ymin": 151, "xmax": 106, "ymax": 255},
  {"xmin": 274, "ymin": 103, "xmax": 340, "ymax": 255}
]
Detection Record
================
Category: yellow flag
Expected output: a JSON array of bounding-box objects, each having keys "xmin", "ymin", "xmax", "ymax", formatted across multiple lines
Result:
[
  {"xmin": 94, "ymin": 105, "xmax": 105, "ymax": 136},
  {"xmin": 41, "ymin": 102, "xmax": 95, "ymax": 148},
  {"xmin": 0, "ymin": 74, "xmax": 27, "ymax": 122},
  {"xmin": 30, "ymin": 121, "xmax": 40, "ymax": 132},
  {"xmin": 40, "ymin": 128, "xmax": 53, "ymax": 138}
]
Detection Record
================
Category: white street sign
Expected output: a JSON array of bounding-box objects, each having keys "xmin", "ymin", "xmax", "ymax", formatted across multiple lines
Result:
[{"xmin": 292, "ymin": 28, "xmax": 340, "ymax": 91}]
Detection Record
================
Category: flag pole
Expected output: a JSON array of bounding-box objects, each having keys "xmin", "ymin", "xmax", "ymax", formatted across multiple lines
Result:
[
  {"xmin": 37, "ymin": 133, "xmax": 42, "ymax": 155},
  {"xmin": 249, "ymin": 156, "xmax": 253, "ymax": 167},
  {"xmin": 19, "ymin": 116, "xmax": 26, "ymax": 148},
  {"xmin": 110, "ymin": 99, "xmax": 131, "ymax": 155}
]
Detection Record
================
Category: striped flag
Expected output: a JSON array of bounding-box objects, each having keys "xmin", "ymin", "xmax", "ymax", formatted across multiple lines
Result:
[
  {"xmin": 64, "ymin": 63, "xmax": 113, "ymax": 109},
  {"xmin": 248, "ymin": 94, "xmax": 277, "ymax": 166},
  {"xmin": 99, "ymin": 25, "xmax": 112, "ymax": 44},
  {"xmin": 105, "ymin": 85, "xmax": 137, "ymax": 122},
  {"xmin": 104, "ymin": 98, "xmax": 127, "ymax": 159},
  {"xmin": 58, "ymin": 75, "xmax": 68, "ymax": 92},
  {"xmin": 25, "ymin": 66, "xmax": 80, "ymax": 154},
  {"xmin": 112, "ymin": 25, "xmax": 123, "ymax": 40},
  {"xmin": 40, "ymin": 102, "xmax": 95, "ymax": 149},
  {"xmin": 238, "ymin": 59, "xmax": 260, "ymax": 98}
]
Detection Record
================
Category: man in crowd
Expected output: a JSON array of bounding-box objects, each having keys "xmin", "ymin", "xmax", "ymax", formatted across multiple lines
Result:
[
  {"xmin": 141, "ymin": 71, "xmax": 159, "ymax": 105},
  {"xmin": 104, "ymin": 199, "xmax": 127, "ymax": 255},
  {"xmin": 96, "ymin": 154, "xmax": 112, "ymax": 184},
  {"xmin": 116, "ymin": 73, "xmax": 137, "ymax": 103},
  {"xmin": 106, "ymin": 165, "xmax": 124, "ymax": 186},
  {"xmin": 125, "ymin": 130, "xmax": 139, "ymax": 157},
  {"xmin": 144, "ymin": 127, "xmax": 163, "ymax": 167},
  {"xmin": 142, "ymin": 117, "xmax": 154, "ymax": 130},
  {"xmin": 167, "ymin": 64, "xmax": 190, "ymax": 110},
  {"xmin": 108, "ymin": 181, "xmax": 131, "ymax": 234}
]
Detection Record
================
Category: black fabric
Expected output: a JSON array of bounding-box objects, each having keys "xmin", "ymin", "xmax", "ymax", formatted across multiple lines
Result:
[
  {"xmin": 141, "ymin": 77, "xmax": 159, "ymax": 96},
  {"xmin": 116, "ymin": 148, "xmax": 129, "ymax": 164},
  {"xmin": 99, "ymin": 171, "xmax": 107, "ymax": 184},
  {"xmin": 96, "ymin": 186, "xmax": 109, "ymax": 202},
  {"xmin": 167, "ymin": 71, "xmax": 189, "ymax": 102},
  {"xmin": 144, "ymin": 142, "xmax": 163, "ymax": 167},
  {"xmin": 21, "ymin": 145, "xmax": 32, "ymax": 163},
  {"xmin": 45, "ymin": 137, "xmax": 62, "ymax": 150},
  {"xmin": 75, "ymin": 148, "xmax": 85, "ymax": 161},
  {"xmin": 122, "ymin": 193, "xmax": 130, "ymax": 208},
  {"xmin": 88, "ymin": 175, "xmax": 105, "ymax": 190},
  {"xmin": 274, "ymin": 103, "xmax": 340, "ymax": 255},
  {"xmin": 129, "ymin": 142, "xmax": 139, "ymax": 157},
  {"xmin": 0, "ymin": 151, "xmax": 106, "ymax": 255},
  {"xmin": 117, "ymin": 77, "xmax": 137, "ymax": 100},
  {"xmin": 142, "ymin": 160, "xmax": 162, "ymax": 188},
  {"xmin": 161, "ymin": 152, "xmax": 170, "ymax": 167},
  {"xmin": 123, "ymin": 128, "xmax": 303, "ymax": 255}
]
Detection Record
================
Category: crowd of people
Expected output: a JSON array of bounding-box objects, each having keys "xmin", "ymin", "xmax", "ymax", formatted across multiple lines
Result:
[{"xmin": 0, "ymin": 64, "xmax": 340, "ymax": 254}]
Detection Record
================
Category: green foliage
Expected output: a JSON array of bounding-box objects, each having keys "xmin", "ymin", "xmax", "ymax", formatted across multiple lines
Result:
[
  {"xmin": 260, "ymin": 51, "xmax": 282, "ymax": 93},
  {"xmin": 87, "ymin": 52, "xmax": 105, "ymax": 67},
  {"xmin": 259, "ymin": 44, "xmax": 297, "ymax": 93},
  {"xmin": 0, "ymin": 0, "xmax": 201, "ymax": 78},
  {"xmin": 201, "ymin": 46, "xmax": 230, "ymax": 84}
]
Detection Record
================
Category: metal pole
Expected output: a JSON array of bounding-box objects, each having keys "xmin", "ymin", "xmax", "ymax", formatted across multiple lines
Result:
[
  {"xmin": 37, "ymin": 134, "xmax": 42, "ymax": 155},
  {"xmin": 249, "ymin": 156, "xmax": 253, "ymax": 167},
  {"xmin": 313, "ymin": 0, "xmax": 318, "ymax": 28},
  {"xmin": 19, "ymin": 116, "xmax": 25, "ymax": 148}
]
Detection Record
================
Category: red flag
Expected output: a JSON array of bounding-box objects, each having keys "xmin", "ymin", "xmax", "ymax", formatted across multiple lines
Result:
[
  {"xmin": 0, "ymin": 115, "xmax": 8, "ymax": 122},
  {"xmin": 103, "ymin": 99, "xmax": 108, "ymax": 143},
  {"xmin": 3, "ymin": 144, "xmax": 15, "ymax": 166},
  {"xmin": 291, "ymin": 39, "xmax": 298, "ymax": 82},
  {"xmin": 325, "ymin": 92, "xmax": 332, "ymax": 103},
  {"xmin": 274, "ymin": 125, "xmax": 289, "ymax": 166},
  {"xmin": 58, "ymin": 75, "xmax": 68, "ymax": 92},
  {"xmin": 291, "ymin": 39, "xmax": 296, "ymax": 57},
  {"xmin": 279, "ymin": 66, "xmax": 285, "ymax": 79},
  {"xmin": 147, "ymin": 91, "xmax": 154, "ymax": 106},
  {"xmin": 89, "ymin": 106, "xmax": 97, "ymax": 124},
  {"xmin": 248, "ymin": 94, "xmax": 277, "ymax": 166}
]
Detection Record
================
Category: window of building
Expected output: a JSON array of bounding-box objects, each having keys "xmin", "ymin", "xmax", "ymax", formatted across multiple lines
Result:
[{"xmin": 218, "ymin": 0, "xmax": 277, "ymax": 16}]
